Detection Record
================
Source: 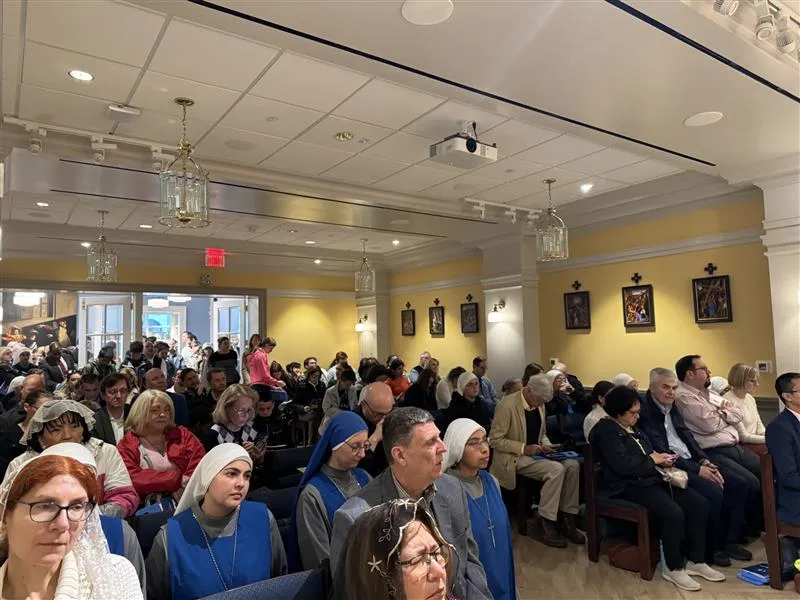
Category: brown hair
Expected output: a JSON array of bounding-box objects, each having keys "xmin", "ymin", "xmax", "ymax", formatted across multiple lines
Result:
[
  {"xmin": 727, "ymin": 363, "xmax": 759, "ymax": 390},
  {"xmin": 522, "ymin": 362, "xmax": 544, "ymax": 386}
]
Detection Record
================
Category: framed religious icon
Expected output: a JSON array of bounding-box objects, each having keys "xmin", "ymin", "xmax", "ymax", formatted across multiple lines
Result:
[
  {"xmin": 429, "ymin": 306, "xmax": 445, "ymax": 336},
  {"xmin": 401, "ymin": 309, "xmax": 416, "ymax": 336},
  {"xmin": 621, "ymin": 284, "xmax": 655, "ymax": 328},
  {"xmin": 563, "ymin": 291, "xmax": 591, "ymax": 330},
  {"xmin": 460, "ymin": 302, "xmax": 479, "ymax": 334},
  {"xmin": 692, "ymin": 275, "xmax": 733, "ymax": 323}
]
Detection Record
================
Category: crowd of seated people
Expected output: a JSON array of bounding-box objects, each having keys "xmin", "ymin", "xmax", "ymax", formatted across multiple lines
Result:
[{"xmin": 0, "ymin": 331, "xmax": 796, "ymax": 599}]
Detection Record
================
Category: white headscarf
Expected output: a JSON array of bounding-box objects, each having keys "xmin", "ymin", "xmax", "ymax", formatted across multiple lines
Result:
[
  {"xmin": 457, "ymin": 371, "xmax": 478, "ymax": 396},
  {"xmin": 175, "ymin": 443, "xmax": 252, "ymax": 515},
  {"xmin": 443, "ymin": 418, "xmax": 485, "ymax": 470},
  {"xmin": 22, "ymin": 399, "xmax": 96, "ymax": 445},
  {"xmin": 613, "ymin": 373, "xmax": 635, "ymax": 387},
  {"xmin": 546, "ymin": 369, "xmax": 563, "ymax": 382}
]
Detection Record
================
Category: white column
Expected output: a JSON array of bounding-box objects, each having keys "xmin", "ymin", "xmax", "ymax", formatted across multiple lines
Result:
[
  {"xmin": 758, "ymin": 172, "xmax": 800, "ymax": 378},
  {"xmin": 355, "ymin": 271, "xmax": 390, "ymax": 362}
]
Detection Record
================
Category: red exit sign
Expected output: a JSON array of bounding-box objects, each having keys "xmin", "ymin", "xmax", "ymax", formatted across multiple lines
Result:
[{"xmin": 205, "ymin": 248, "xmax": 225, "ymax": 268}]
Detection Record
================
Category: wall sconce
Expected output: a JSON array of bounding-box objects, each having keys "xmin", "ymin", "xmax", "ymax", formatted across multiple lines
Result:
[
  {"xmin": 355, "ymin": 315, "xmax": 368, "ymax": 332},
  {"xmin": 487, "ymin": 300, "xmax": 506, "ymax": 323}
]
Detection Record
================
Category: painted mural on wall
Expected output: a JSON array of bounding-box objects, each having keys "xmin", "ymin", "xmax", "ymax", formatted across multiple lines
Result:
[{"xmin": 2, "ymin": 315, "xmax": 77, "ymax": 349}]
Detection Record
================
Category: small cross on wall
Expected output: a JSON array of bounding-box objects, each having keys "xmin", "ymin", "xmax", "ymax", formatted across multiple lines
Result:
[
  {"xmin": 466, "ymin": 294, "xmax": 473, "ymax": 302},
  {"xmin": 631, "ymin": 273, "xmax": 643, "ymax": 284},
  {"xmin": 405, "ymin": 302, "xmax": 411, "ymax": 309},
  {"xmin": 704, "ymin": 263, "xmax": 718, "ymax": 275},
  {"xmin": 433, "ymin": 298, "xmax": 440, "ymax": 306},
  {"xmin": 571, "ymin": 281, "xmax": 582, "ymax": 291}
]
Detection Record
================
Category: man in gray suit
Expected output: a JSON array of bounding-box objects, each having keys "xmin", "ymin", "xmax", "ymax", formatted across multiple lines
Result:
[{"xmin": 330, "ymin": 407, "xmax": 492, "ymax": 600}]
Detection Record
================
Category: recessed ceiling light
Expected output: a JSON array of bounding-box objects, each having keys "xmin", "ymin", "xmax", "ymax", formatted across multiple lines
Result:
[
  {"xmin": 683, "ymin": 111, "xmax": 724, "ymax": 127},
  {"xmin": 334, "ymin": 131, "xmax": 354, "ymax": 142},
  {"xmin": 81, "ymin": 242, "xmax": 91, "ymax": 248},
  {"xmin": 305, "ymin": 240, "xmax": 316, "ymax": 245},
  {"xmin": 314, "ymin": 259, "xmax": 322, "ymax": 265},
  {"xmin": 392, "ymin": 240, "xmax": 400, "ymax": 246},
  {"xmin": 401, "ymin": 0, "xmax": 454, "ymax": 25},
  {"xmin": 288, "ymin": 229, "xmax": 298, "ymax": 233},
  {"xmin": 580, "ymin": 183, "xmax": 594, "ymax": 194},
  {"xmin": 264, "ymin": 116, "xmax": 279, "ymax": 122},
  {"xmin": 36, "ymin": 202, "xmax": 49, "ymax": 207},
  {"xmin": 139, "ymin": 224, "xmax": 153, "ymax": 229},
  {"xmin": 357, "ymin": 138, "xmax": 371, "ymax": 144},
  {"xmin": 68, "ymin": 69, "xmax": 94, "ymax": 82},
  {"xmin": 225, "ymin": 139, "xmax": 256, "ymax": 151}
]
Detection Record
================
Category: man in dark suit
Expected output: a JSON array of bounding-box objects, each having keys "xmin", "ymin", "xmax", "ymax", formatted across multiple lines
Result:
[
  {"xmin": 766, "ymin": 372, "xmax": 800, "ymax": 526},
  {"xmin": 638, "ymin": 368, "xmax": 751, "ymax": 564},
  {"xmin": 40, "ymin": 342, "xmax": 75, "ymax": 391},
  {"xmin": 330, "ymin": 407, "xmax": 491, "ymax": 600}
]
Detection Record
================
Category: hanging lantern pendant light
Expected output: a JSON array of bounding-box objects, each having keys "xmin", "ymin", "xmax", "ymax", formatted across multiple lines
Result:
[
  {"xmin": 535, "ymin": 178, "xmax": 569, "ymax": 262},
  {"xmin": 86, "ymin": 209, "xmax": 118, "ymax": 282},
  {"xmin": 159, "ymin": 97, "xmax": 210, "ymax": 228},
  {"xmin": 355, "ymin": 238, "xmax": 376, "ymax": 293}
]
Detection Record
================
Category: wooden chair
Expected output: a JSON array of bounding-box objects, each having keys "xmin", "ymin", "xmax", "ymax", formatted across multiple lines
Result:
[
  {"xmin": 760, "ymin": 453, "xmax": 800, "ymax": 590},
  {"xmin": 584, "ymin": 443, "xmax": 654, "ymax": 581}
]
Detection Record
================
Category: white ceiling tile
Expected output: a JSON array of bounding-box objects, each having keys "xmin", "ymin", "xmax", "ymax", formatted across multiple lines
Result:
[
  {"xmin": 476, "ymin": 167, "xmax": 586, "ymax": 203},
  {"xmin": 402, "ymin": 100, "xmax": 508, "ymax": 140},
  {"xmin": 420, "ymin": 175, "xmax": 498, "ymax": 201},
  {"xmin": 374, "ymin": 165, "xmax": 457, "ymax": 194},
  {"xmin": 260, "ymin": 141, "xmax": 353, "ymax": 176},
  {"xmin": 22, "ymin": 42, "xmax": 140, "ymax": 103},
  {"xmin": 333, "ymin": 78, "xmax": 444, "ymax": 129},
  {"xmin": 468, "ymin": 157, "xmax": 548, "ymax": 183},
  {"xmin": 250, "ymin": 53, "xmax": 369, "ymax": 112},
  {"xmin": 68, "ymin": 205, "xmax": 135, "ymax": 229},
  {"xmin": 149, "ymin": 20, "xmax": 278, "ymax": 92},
  {"xmin": 130, "ymin": 71, "xmax": 240, "ymax": 123},
  {"xmin": 26, "ymin": 0, "xmax": 165, "ymax": 67},
  {"xmin": 195, "ymin": 125, "xmax": 288, "ymax": 166},
  {"xmin": 9, "ymin": 206, "xmax": 71, "ymax": 224},
  {"xmin": 116, "ymin": 109, "xmax": 212, "ymax": 146},
  {"xmin": 557, "ymin": 176, "xmax": 624, "ymax": 199},
  {"xmin": 602, "ymin": 159, "xmax": 683, "ymax": 183},
  {"xmin": 214, "ymin": 218, "xmax": 283, "ymax": 241},
  {"xmin": 481, "ymin": 120, "xmax": 562, "ymax": 156},
  {"xmin": 514, "ymin": 134, "xmax": 605, "ymax": 166},
  {"xmin": 364, "ymin": 131, "xmax": 432, "ymax": 163},
  {"xmin": 220, "ymin": 95, "xmax": 323, "ymax": 139},
  {"xmin": 3, "ymin": 36, "xmax": 20, "ymax": 83},
  {"xmin": 118, "ymin": 207, "xmax": 170, "ymax": 233},
  {"xmin": 2, "ymin": 80, "xmax": 18, "ymax": 117},
  {"xmin": 322, "ymin": 154, "xmax": 410, "ymax": 185},
  {"xmin": 297, "ymin": 115, "xmax": 392, "ymax": 151},
  {"xmin": 558, "ymin": 147, "xmax": 646, "ymax": 175},
  {"xmin": 515, "ymin": 185, "xmax": 579, "ymax": 208},
  {"xmin": 163, "ymin": 220, "xmax": 232, "ymax": 237},
  {"xmin": 19, "ymin": 85, "xmax": 111, "ymax": 131},
  {"xmin": 3, "ymin": 1, "xmax": 22, "ymax": 36}
]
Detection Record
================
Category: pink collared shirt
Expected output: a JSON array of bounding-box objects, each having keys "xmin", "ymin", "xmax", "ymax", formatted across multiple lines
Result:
[{"xmin": 675, "ymin": 381, "xmax": 744, "ymax": 449}]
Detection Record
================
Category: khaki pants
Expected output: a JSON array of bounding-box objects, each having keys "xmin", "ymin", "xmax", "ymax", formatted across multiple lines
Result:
[{"xmin": 516, "ymin": 457, "xmax": 580, "ymax": 522}]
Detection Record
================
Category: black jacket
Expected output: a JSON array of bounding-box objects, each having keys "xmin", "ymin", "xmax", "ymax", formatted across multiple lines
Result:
[
  {"xmin": 637, "ymin": 391, "xmax": 708, "ymax": 475},
  {"xmin": 589, "ymin": 418, "xmax": 662, "ymax": 496},
  {"xmin": 0, "ymin": 406, "xmax": 27, "ymax": 479},
  {"xmin": 444, "ymin": 392, "xmax": 492, "ymax": 435},
  {"xmin": 354, "ymin": 405, "xmax": 387, "ymax": 478},
  {"xmin": 92, "ymin": 405, "xmax": 130, "ymax": 446},
  {"xmin": 403, "ymin": 382, "xmax": 438, "ymax": 413}
]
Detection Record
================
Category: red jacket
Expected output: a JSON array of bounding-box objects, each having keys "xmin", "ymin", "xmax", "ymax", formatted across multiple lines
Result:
[
  {"xmin": 116, "ymin": 426, "xmax": 205, "ymax": 498},
  {"xmin": 247, "ymin": 349, "xmax": 280, "ymax": 387}
]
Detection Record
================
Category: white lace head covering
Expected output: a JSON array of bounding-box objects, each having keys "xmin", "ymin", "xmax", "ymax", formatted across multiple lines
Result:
[
  {"xmin": 442, "ymin": 418, "xmax": 485, "ymax": 470},
  {"xmin": 175, "ymin": 443, "xmax": 252, "ymax": 515},
  {"xmin": 21, "ymin": 399, "xmax": 96, "ymax": 445}
]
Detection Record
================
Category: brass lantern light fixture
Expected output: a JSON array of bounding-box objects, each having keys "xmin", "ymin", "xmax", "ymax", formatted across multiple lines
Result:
[
  {"xmin": 158, "ymin": 97, "xmax": 210, "ymax": 228},
  {"xmin": 86, "ymin": 210, "xmax": 118, "ymax": 282},
  {"xmin": 534, "ymin": 178, "xmax": 569, "ymax": 262},
  {"xmin": 355, "ymin": 239, "xmax": 376, "ymax": 293}
]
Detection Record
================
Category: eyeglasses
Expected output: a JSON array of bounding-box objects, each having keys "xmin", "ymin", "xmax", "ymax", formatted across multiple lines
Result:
[
  {"xmin": 149, "ymin": 408, "xmax": 170, "ymax": 417},
  {"xmin": 345, "ymin": 440, "xmax": 372, "ymax": 454},
  {"xmin": 105, "ymin": 387, "xmax": 127, "ymax": 397},
  {"xmin": 689, "ymin": 367, "xmax": 710, "ymax": 373},
  {"xmin": 229, "ymin": 407, "xmax": 255, "ymax": 417},
  {"xmin": 19, "ymin": 500, "xmax": 95, "ymax": 523},
  {"xmin": 363, "ymin": 399, "xmax": 391, "ymax": 419},
  {"xmin": 465, "ymin": 438, "xmax": 489, "ymax": 448},
  {"xmin": 397, "ymin": 544, "xmax": 451, "ymax": 577}
]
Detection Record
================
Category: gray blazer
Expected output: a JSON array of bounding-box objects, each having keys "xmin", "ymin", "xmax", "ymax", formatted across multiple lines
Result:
[{"xmin": 329, "ymin": 469, "xmax": 492, "ymax": 600}]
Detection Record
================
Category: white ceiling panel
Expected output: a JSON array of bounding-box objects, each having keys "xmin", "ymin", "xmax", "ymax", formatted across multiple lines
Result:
[
  {"xmin": 363, "ymin": 131, "xmax": 432, "ymax": 164},
  {"xmin": 421, "ymin": 175, "xmax": 498, "ymax": 200},
  {"xmin": 515, "ymin": 185, "xmax": 580, "ymax": 208},
  {"xmin": 477, "ymin": 167, "xmax": 586, "ymax": 203},
  {"xmin": 116, "ymin": 110, "xmax": 213, "ymax": 146},
  {"xmin": 18, "ymin": 85, "xmax": 111, "ymax": 131},
  {"xmin": 22, "ymin": 42, "xmax": 140, "ymax": 103},
  {"xmin": 148, "ymin": 19, "xmax": 279, "ymax": 91},
  {"xmin": 9, "ymin": 206, "xmax": 71, "ymax": 224},
  {"xmin": 481, "ymin": 120, "xmax": 561, "ymax": 156},
  {"xmin": 252, "ymin": 221, "xmax": 326, "ymax": 245},
  {"xmin": 321, "ymin": 154, "xmax": 410, "ymax": 185},
  {"xmin": 213, "ymin": 217, "xmax": 283, "ymax": 241},
  {"xmin": 602, "ymin": 159, "xmax": 683, "ymax": 183},
  {"xmin": 12, "ymin": 192, "xmax": 79, "ymax": 212},
  {"xmin": 195, "ymin": 125, "xmax": 287, "ymax": 165},
  {"xmin": 68, "ymin": 205, "xmax": 136, "ymax": 229},
  {"xmin": 163, "ymin": 219, "xmax": 234, "ymax": 237},
  {"xmin": 297, "ymin": 115, "xmax": 393, "ymax": 151},
  {"xmin": 219, "ymin": 94, "xmax": 324, "ymax": 139},
  {"xmin": 2, "ymin": 80, "xmax": 18, "ymax": 117},
  {"xmin": 468, "ymin": 157, "xmax": 549, "ymax": 183},
  {"xmin": 250, "ymin": 53, "xmax": 369, "ymax": 112},
  {"xmin": 118, "ymin": 206, "xmax": 170, "ymax": 233},
  {"xmin": 514, "ymin": 134, "xmax": 606, "ymax": 166},
  {"xmin": 260, "ymin": 141, "xmax": 353, "ymax": 176},
  {"xmin": 2, "ymin": 1, "xmax": 21, "ymax": 36},
  {"xmin": 402, "ymin": 100, "xmax": 508, "ymax": 141},
  {"xmin": 557, "ymin": 176, "xmax": 624, "ymax": 199},
  {"xmin": 333, "ymin": 78, "xmax": 444, "ymax": 129},
  {"xmin": 26, "ymin": 0, "xmax": 165, "ymax": 67},
  {"xmin": 3, "ymin": 36, "xmax": 20, "ymax": 84},
  {"xmin": 374, "ymin": 164, "xmax": 458, "ymax": 194},
  {"xmin": 129, "ymin": 71, "xmax": 241, "ymax": 123},
  {"xmin": 557, "ymin": 147, "xmax": 646, "ymax": 175}
]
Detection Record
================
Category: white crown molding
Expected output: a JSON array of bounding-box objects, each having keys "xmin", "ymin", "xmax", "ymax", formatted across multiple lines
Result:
[
  {"xmin": 266, "ymin": 289, "xmax": 355, "ymax": 299},
  {"xmin": 389, "ymin": 275, "xmax": 482, "ymax": 296},
  {"xmin": 538, "ymin": 227, "xmax": 764, "ymax": 273},
  {"xmin": 481, "ymin": 273, "xmax": 539, "ymax": 291},
  {"xmin": 721, "ymin": 154, "xmax": 800, "ymax": 187},
  {"xmin": 385, "ymin": 240, "xmax": 480, "ymax": 271}
]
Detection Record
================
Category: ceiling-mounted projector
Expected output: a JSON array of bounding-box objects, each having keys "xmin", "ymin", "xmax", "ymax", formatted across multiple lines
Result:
[{"xmin": 429, "ymin": 121, "xmax": 497, "ymax": 169}]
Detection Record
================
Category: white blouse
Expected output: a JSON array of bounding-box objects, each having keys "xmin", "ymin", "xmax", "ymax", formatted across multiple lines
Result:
[{"xmin": 723, "ymin": 390, "xmax": 766, "ymax": 444}]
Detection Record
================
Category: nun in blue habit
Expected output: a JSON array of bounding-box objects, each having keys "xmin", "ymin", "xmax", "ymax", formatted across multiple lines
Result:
[{"xmin": 290, "ymin": 411, "xmax": 371, "ymax": 571}]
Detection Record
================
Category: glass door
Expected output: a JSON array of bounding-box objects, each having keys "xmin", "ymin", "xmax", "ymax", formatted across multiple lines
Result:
[
  {"xmin": 142, "ymin": 306, "xmax": 185, "ymax": 342},
  {"xmin": 78, "ymin": 295, "xmax": 131, "ymax": 367}
]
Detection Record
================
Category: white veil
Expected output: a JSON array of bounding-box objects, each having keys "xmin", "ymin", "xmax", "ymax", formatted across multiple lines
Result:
[{"xmin": 175, "ymin": 443, "xmax": 252, "ymax": 515}]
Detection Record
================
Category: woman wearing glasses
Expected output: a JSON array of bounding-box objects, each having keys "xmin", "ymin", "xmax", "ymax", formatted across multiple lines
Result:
[
  {"xmin": 145, "ymin": 443, "xmax": 287, "ymax": 600},
  {"xmin": 203, "ymin": 385, "xmax": 265, "ymax": 461},
  {"xmin": 117, "ymin": 390, "xmax": 205, "ymax": 509},
  {"xmin": 444, "ymin": 418, "xmax": 516, "ymax": 600},
  {"xmin": 0, "ymin": 453, "xmax": 142, "ymax": 599},
  {"xmin": 344, "ymin": 498, "xmax": 455, "ymax": 600},
  {"xmin": 290, "ymin": 411, "xmax": 371, "ymax": 571}
]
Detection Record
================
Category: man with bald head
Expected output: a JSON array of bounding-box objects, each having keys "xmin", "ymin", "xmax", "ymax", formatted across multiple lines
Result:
[
  {"xmin": 0, "ymin": 373, "xmax": 50, "ymax": 477},
  {"xmin": 354, "ymin": 382, "xmax": 394, "ymax": 476},
  {"xmin": 144, "ymin": 367, "xmax": 188, "ymax": 427}
]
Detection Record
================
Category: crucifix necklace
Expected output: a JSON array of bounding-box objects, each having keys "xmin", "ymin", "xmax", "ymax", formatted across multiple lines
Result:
[
  {"xmin": 193, "ymin": 510, "xmax": 239, "ymax": 591},
  {"xmin": 471, "ymin": 478, "xmax": 496, "ymax": 548}
]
